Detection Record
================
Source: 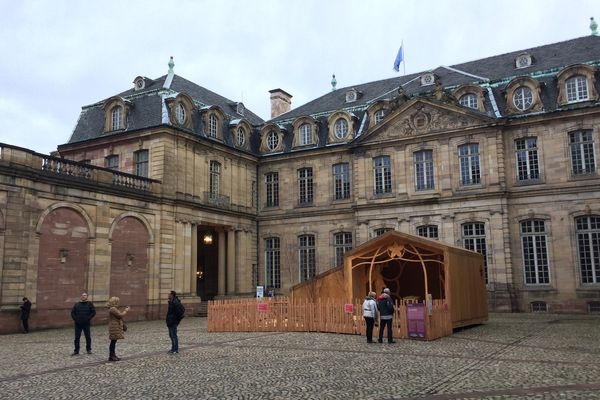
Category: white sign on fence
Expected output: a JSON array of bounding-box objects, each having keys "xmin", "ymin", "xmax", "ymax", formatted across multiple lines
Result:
[{"xmin": 256, "ymin": 285, "xmax": 264, "ymax": 298}]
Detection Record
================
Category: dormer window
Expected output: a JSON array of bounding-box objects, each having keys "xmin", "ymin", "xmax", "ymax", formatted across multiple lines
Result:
[
  {"xmin": 267, "ymin": 131, "xmax": 279, "ymax": 150},
  {"xmin": 103, "ymin": 96, "xmax": 131, "ymax": 133},
  {"xmin": 421, "ymin": 72, "xmax": 435, "ymax": 86},
  {"xmin": 299, "ymin": 123, "xmax": 311, "ymax": 145},
  {"xmin": 566, "ymin": 75, "xmax": 589, "ymax": 102},
  {"xmin": 111, "ymin": 106, "xmax": 122, "ymax": 130},
  {"xmin": 208, "ymin": 114, "xmax": 218, "ymax": 137},
  {"xmin": 345, "ymin": 89, "xmax": 357, "ymax": 103},
  {"xmin": 513, "ymin": 86, "xmax": 533, "ymax": 111},
  {"xmin": 236, "ymin": 102, "xmax": 245, "ymax": 116},
  {"xmin": 459, "ymin": 93, "xmax": 478, "ymax": 109},
  {"xmin": 515, "ymin": 53, "xmax": 532, "ymax": 69},
  {"xmin": 374, "ymin": 109, "xmax": 385, "ymax": 124},
  {"xmin": 175, "ymin": 103, "xmax": 186, "ymax": 125},
  {"xmin": 334, "ymin": 118, "xmax": 348, "ymax": 139},
  {"xmin": 133, "ymin": 77, "xmax": 146, "ymax": 91},
  {"xmin": 237, "ymin": 127, "xmax": 246, "ymax": 147}
]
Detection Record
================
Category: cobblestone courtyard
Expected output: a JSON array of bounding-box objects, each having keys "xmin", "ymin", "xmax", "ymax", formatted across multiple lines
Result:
[{"xmin": 0, "ymin": 313, "xmax": 599, "ymax": 399}]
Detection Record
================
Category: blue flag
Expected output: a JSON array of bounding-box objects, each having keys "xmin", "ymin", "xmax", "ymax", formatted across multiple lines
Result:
[{"xmin": 393, "ymin": 45, "xmax": 403, "ymax": 72}]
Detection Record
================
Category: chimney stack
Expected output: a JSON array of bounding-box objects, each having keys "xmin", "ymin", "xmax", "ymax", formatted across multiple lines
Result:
[{"xmin": 269, "ymin": 89, "xmax": 292, "ymax": 119}]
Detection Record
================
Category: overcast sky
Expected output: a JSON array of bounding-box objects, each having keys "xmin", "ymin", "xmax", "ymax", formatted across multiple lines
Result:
[{"xmin": 0, "ymin": 0, "xmax": 598, "ymax": 155}]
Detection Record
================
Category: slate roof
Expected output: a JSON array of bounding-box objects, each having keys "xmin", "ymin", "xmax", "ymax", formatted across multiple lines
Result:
[
  {"xmin": 272, "ymin": 35, "xmax": 600, "ymax": 123},
  {"xmin": 66, "ymin": 35, "xmax": 600, "ymax": 157}
]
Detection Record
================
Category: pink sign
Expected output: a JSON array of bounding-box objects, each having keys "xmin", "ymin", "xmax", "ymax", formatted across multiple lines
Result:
[
  {"xmin": 257, "ymin": 303, "xmax": 269, "ymax": 313},
  {"xmin": 344, "ymin": 304, "xmax": 353, "ymax": 314}
]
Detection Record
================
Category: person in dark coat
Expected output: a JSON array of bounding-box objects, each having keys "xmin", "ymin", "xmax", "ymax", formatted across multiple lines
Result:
[
  {"xmin": 377, "ymin": 288, "xmax": 396, "ymax": 344},
  {"xmin": 107, "ymin": 296, "xmax": 130, "ymax": 362},
  {"xmin": 20, "ymin": 297, "xmax": 32, "ymax": 333},
  {"xmin": 166, "ymin": 290, "xmax": 185, "ymax": 354},
  {"xmin": 70, "ymin": 292, "xmax": 96, "ymax": 355}
]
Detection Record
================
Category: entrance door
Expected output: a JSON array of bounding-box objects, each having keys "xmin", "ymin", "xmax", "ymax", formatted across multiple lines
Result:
[{"xmin": 197, "ymin": 228, "xmax": 218, "ymax": 300}]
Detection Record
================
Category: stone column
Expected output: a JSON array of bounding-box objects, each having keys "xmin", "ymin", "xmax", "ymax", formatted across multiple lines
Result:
[
  {"xmin": 227, "ymin": 229, "xmax": 236, "ymax": 294},
  {"xmin": 190, "ymin": 225, "xmax": 197, "ymax": 296},
  {"xmin": 235, "ymin": 230, "xmax": 246, "ymax": 294},
  {"xmin": 217, "ymin": 230, "xmax": 226, "ymax": 295}
]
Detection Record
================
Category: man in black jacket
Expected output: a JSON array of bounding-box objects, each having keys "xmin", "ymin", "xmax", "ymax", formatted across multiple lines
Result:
[
  {"xmin": 70, "ymin": 292, "xmax": 96, "ymax": 355},
  {"xmin": 20, "ymin": 297, "xmax": 32, "ymax": 333},
  {"xmin": 166, "ymin": 291, "xmax": 185, "ymax": 354}
]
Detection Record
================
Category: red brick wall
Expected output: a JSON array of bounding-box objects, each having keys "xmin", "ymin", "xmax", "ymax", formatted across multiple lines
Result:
[
  {"xmin": 110, "ymin": 217, "xmax": 149, "ymax": 316},
  {"xmin": 36, "ymin": 207, "xmax": 89, "ymax": 328}
]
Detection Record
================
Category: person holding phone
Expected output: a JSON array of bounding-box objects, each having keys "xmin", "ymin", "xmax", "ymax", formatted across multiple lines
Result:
[{"xmin": 107, "ymin": 297, "xmax": 130, "ymax": 362}]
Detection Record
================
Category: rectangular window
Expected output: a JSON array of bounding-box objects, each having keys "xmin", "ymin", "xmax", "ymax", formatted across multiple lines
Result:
[
  {"xmin": 105, "ymin": 155, "xmax": 119, "ymax": 170},
  {"xmin": 576, "ymin": 216, "xmax": 600, "ymax": 284},
  {"xmin": 570, "ymin": 131, "xmax": 596, "ymax": 175},
  {"xmin": 566, "ymin": 76, "xmax": 589, "ymax": 102},
  {"xmin": 333, "ymin": 163, "xmax": 351, "ymax": 200},
  {"xmin": 334, "ymin": 232, "xmax": 353, "ymax": 267},
  {"xmin": 298, "ymin": 168, "xmax": 313, "ymax": 205},
  {"xmin": 458, "ymin": 144, "xmax": 481, "ymax": 186},
  {"xmin": 265, "ymin": 238, "xmax": 281, "ymax": 288},
  {"xmin": 521, "ymin": 220, "xmax": 550, "ymax": 285},
  {"xmin": 462, "ymin": 222, "xmax": 488, "ymax": 284},
  {"xmin": 515, "ymin": 138, "xmax": 540, "ymax": 181},
  {"xmin": 134, "ymin": 150, "xmax": 148, "ymax": 177},
  {"xmin": 265, "ymin": 172, "xmax": 279, "ymax": 207},
  {"xmin": 299, "ymin": 234, "xmax": 316, "ymax": 282},
  {"xmin": 414, "ymin": 150, "xmax": 434, "ymax": 190},
  {"xmin": 374, "ymin": 228, "xmax": 392, "ymax": 237},
  {"xmin": 417, "ymin": 225, "xmax": 439, "ymax": 240},
  {"xmin": 299, "ymin": 124, "xmax": 311, "ymax": 146},
  {"xmin": 209, "ymin": 161, "xmax": 221, "ymax": 198},
  {"xmin": 373, "ymin": 156, "xmax": 392, "ymax": 195}
]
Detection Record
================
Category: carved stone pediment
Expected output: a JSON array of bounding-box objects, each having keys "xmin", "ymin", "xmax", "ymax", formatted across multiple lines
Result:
[{"xmin": 359, "ymin": 100, "xmax": 491, "ymax": 144}]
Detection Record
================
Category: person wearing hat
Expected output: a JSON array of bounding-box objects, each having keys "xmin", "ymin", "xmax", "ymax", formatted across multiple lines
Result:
[
  {"xmin": 377, "ymin": 288, "xmax": 396, "ymax": 344},
  {"xmin": 362, "ymin": 291, "xmax": 378, "ymax": 343}
]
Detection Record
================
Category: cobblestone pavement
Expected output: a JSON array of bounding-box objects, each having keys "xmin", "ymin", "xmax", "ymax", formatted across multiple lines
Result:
[{"xmin": 1, "ymin": 313, "xmax": 599, "ymax": 399}]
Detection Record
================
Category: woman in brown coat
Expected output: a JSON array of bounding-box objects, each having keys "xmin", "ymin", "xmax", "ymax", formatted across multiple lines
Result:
[{"xmin": 107, "ymin": 296, "xmax": 130, "ymax": 362}]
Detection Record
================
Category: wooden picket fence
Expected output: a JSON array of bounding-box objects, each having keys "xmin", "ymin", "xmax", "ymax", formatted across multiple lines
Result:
[{"xmin": 207, "ymin": 297, "xmax": 452, "ymax": 341}]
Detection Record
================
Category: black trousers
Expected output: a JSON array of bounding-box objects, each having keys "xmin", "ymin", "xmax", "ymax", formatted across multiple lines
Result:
[
  {"xmin": 74, "ymin": 323, "xmax": 92, "ymax": 353},
  {"xmin": 21, "ymin": 318, "xmax": 29, "ymax": 333},
  {"xmin": 364, "ymin": 317, "xmax": 375, "ymax": 342},
  {"xmin": 378, "ymin": 318, "xmax": 393, "ymax": 342},
  {"xmin": 109, "ymin": 339, "xmax": 117, "ymax": 354}
]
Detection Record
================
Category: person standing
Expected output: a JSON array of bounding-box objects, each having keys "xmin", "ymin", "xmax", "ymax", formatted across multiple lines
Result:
[
  {"xmin": 166, "ymin": 290, "xmax": 185, "ymax": 354},
  {"xmin": 20, "ymin": 297, "xmax": 32, "ymax": 333},
  {"xmin": 107, "ymin": 297, "xmax": 130, "ymax": 362},
  {"xmin": 377, "ymin": 288, "xmax": 396, "ymax": 344},
  {"xmin": 362, "ymin": 291, "xmax": 378, "ymax": 343},
  {"xmin": 70, "ymin": 292, "xmax": 96, "ymax": 355}
]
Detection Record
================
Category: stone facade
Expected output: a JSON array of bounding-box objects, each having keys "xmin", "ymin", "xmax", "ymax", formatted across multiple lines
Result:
[{"xmin": 1, "ymin": 35, "xmax": 600, "ymax": 333}]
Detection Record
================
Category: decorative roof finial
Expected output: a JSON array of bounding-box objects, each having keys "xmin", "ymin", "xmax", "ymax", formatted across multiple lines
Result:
[
  {"xmin": 168, "ymin": 56, "xmax": 175, "ymax": 73},
  {"xmin": 331, "ymin": 74, "xmax": 337, "ymax": 91},
  {"xmin": 591, "ymin": 17, "xmax": 598, "ymax": 36}
]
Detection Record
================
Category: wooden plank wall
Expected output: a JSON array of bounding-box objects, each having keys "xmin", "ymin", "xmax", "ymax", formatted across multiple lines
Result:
[{"xmin": 208, "ymin": 298, "xmax": 452, "ymax": 340}]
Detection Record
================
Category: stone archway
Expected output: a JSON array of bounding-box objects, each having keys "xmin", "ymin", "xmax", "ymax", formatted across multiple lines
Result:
[{"xmin": 36, "ymin": 206, "xmax": 90, "ymax": 325}]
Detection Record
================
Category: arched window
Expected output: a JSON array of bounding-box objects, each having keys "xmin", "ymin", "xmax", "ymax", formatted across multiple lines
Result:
[
  {"xmin": 236, "ymin": 127, "xmax": 245, "ymax": 147},
  {"xmin": 512, "ymin": 86, "xmax": 533, "ymax": 111},
  {"xmin": 267, "ymin": 131, "xmax": 279, "ymax": 151},
  {"xmin": 334, "ymin": 118, "xmax": 348, "ymax": 139},
  {"xmin": 208, "ymin": 114, "xmax": 218, "ymax": 137},
  {"xmin": 299, "ymin": 123, "xmax": 312, "ymax": 145},
  {"xmin": 111, "ymin": 106, "xmax": 122, "ymax": 130},
  {"xmin": 175, "ymin": 103, "xmax": 186, "ymax": 125}
]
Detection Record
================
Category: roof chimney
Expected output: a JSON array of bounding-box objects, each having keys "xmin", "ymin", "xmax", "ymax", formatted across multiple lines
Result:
[{"xmin": 269, "ymin": 89, "xmax": 292, "ymax": 119}]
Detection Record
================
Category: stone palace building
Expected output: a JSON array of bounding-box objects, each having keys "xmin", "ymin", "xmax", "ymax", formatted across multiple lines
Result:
[{"xmin": 1, "ymin": 29, "xmax": 600, "ymax": 332}]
